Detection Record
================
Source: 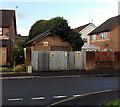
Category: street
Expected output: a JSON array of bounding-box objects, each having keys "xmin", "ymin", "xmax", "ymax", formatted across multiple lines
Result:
[{"xmin": 2, "ymin": 76, "xmax": 118, "ymax": 106}]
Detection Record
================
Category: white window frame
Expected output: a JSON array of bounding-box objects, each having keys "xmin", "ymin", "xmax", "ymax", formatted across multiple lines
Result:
[
  {"xmin": 0, "ymin": 28, "xmax": 2, "ymax": 35},
  {"xmin": 100, "ymin": 32, "xmax": 107, "ymax": 39},
  {"xmin": 92, "ymin": 34, "xmax": 96, "ymax": 41}
]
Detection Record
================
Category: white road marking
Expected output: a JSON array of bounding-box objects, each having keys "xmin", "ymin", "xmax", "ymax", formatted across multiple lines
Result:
[
  {"xmin": 73, "ymin": 95, "xmax": 82, "ymax": 97},
  {"xmin": 53, "ymin": 96, "xmax": 67, "ymax": 99},
  {"xmin": 8, "ymin": 98, "xmax": 22, "ymax": 101},
  {"xmin": 31, "ymin": 97, "xmax": 45, "ymax": 100}
]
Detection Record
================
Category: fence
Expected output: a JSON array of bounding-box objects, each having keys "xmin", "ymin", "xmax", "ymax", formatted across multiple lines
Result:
[
  {"xmin": 30, "ymin": 51, "xmax": 120, "ymax": 71},
  {"xmin": 31, "ymin": 51, "xmax": 86, "ymax": 71}
]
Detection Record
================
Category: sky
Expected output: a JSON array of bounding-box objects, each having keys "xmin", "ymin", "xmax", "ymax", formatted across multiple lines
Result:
[{"xmin": 0, "ymin": 0, "xmax": 119, "ymax": 36}]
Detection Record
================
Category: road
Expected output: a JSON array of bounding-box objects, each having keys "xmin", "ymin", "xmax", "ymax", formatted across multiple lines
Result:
[{"xmin": 2, "ymin": 76, "xmax": 118, "ymax": 106}]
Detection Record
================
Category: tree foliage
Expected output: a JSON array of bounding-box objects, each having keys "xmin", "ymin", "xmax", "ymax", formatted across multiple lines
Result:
[
  {"xmin": 68, "ymin": 30, "xmax": 84, "ymax": 50},
  {"xmin": 29, "ymin": 17, "xmax": 84, "ymax": 50},
  {"xmin": 12, "ymin": 40, "xmax": 25, "ymax": 65}
]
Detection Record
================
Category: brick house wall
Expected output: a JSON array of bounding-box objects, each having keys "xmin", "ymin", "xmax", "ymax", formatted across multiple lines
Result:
[
  {"xmin": 109, "ymin": 25, "xmax": 119, "ymax": 51},
  {"xmin": 29, "ymin": 36, "xmax": 73, "ymax": 51},
  {"xmin": 89, "ymin": 15, "xmax": 120, "ymax": 51},
  {"xmin": 90, "ymin": 25, "xmax": 119, "ymax": 51},
  {"xmin": 0, "ymin": 47, "xmax": 7, "ymax": 65},
  {"xmin": 9, "ymin": 16, "xmax": 16, "ymax": 48},
  {"xmin": 0, "ymin": 10, "xmax": 17, "ymax": 66},
  {"xmin": 118, "ymin": 24, "xmax": 120, "ymax": 51}
]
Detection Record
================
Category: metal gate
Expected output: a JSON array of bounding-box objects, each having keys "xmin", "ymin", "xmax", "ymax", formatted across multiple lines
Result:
[
  {"xmin": 49, "ymin": 51, "xmax": 67, "ymax": 71},
  {"xmin": 31, "ymin": 51, "xmax": 86, "ymax": 71},
  {"xmin": 38, "ymin": 51, "xmax": 49, "ymax": 71},
  {"xmin": 31, "ymin": 51, "xmax": 39, "ymax": 71},
  {"xmin": 75, "ymin": 51, "xmax": 86, "ymax": 70}
]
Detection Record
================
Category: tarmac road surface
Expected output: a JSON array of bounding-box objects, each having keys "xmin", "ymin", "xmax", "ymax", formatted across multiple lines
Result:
[{"xmin": 2, "ymin": 76, "xmax": 119, "ymax": 106}]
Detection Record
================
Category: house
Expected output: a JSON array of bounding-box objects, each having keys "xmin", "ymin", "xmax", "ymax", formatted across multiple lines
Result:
[
  {"xmin": 0, "ymin": 10, "xmax": 17, "ymax": 66},
  {"xmin": 89, "ymin": 15, "xmax": 120, "ymax": 51},
  {"xmin": 24, "ymin": 30, "xmax": 73, "ymax": 51},
  {"xmin": 74, "ymin": 23, "xmax": 96, "ymax": 44},
  {"xmin": 24, "ymin": 30, "xmax": 73, "ymax": 69}
]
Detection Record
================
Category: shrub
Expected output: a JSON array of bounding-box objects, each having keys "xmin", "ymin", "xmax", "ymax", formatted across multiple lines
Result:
[
  {"xmin": 13, "ymin": 64, "xmax": 25, "ymax": 72},
  {"xmin": 21, "ymin": 64, "xmax": 25, "ymax": 70}
]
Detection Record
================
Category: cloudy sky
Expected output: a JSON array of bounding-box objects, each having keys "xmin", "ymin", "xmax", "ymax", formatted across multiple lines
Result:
[{"xmin": 1, "ymin": 0, "xmax": 119, "ymax": 36}]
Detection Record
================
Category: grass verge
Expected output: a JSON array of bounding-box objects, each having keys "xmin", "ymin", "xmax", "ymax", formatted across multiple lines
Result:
[{"xmin": 105, "ymin": 99, "xmax": 120, "ymax": 107}]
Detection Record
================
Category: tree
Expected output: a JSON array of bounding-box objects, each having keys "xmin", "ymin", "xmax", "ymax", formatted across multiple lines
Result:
[
  {"xmin": 12, "ymin": 40, "xmax": 24, "ymax": 66},
  {"xmin": 29, "ymin": 20, "xmax": 49, "ymax": 39},
  {"xmin": 28, "ymin": 17, "xmax": 84, "ymax": 50},
  {"xmin": 49, "ymin": 17, "xmax": 70, "ymax": 41},
  {"xmin": 68, "ymin": 30, "xmax": 84, "ymax": 51}
]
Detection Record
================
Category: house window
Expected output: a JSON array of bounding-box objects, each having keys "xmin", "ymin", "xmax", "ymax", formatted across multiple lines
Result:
[
  {"xmin": 0, "ymin": 28, "xmax": 2, "ymax": 35},
  {"xmin": 100, "ymin": 32, "xmax": 107, "ymax": 39},
  {"xmin": 92, "ymin": 34, "xmax": 96, "ymax": 40}
]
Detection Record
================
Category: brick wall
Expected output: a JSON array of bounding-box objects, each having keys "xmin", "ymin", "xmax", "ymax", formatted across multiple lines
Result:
[
  {"xmin": 25, "ymin": 48, "xmax": 31, "ymax": 71},
  {"xmin": 86, "ymin": 51, "xmax": 120, "ymax": 70},
  {"xmin": 86, "ymin": 51, "xmax": 96, "ymax": 70}
]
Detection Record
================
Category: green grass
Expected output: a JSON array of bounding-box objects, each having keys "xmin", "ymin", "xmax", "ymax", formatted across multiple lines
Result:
[
  {"xmin": 0, "ymin": 68, "xmax": 25, "ymax": 73},
  {"xmin": 105, "ymin": 99, "xmax": 120, "ymax": 107},
  {"xmin": 0, "ymin": 68, "xmax": 13, "ymax": 72}
]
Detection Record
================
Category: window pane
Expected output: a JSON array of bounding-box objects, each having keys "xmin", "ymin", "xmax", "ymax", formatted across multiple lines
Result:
[
  {"xmin": 100, "ymin": 33, "xmax": 103, "ymax": 39},
  {"xmin": 100, "ymin": 32, "xmax": 107, "ymax": 39},
  {"xmin": 0, "ymin": 28, "xmax": 2, "ymax": 35},
  {"xmin": 92, "ymin": 34, "xmax": 96, "ymax": 40},
  {"xmin": 104, "ymin": 32, "xmax": 107, "ymax": 39}
]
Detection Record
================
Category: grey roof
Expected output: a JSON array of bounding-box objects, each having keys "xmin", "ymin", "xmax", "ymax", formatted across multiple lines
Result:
[
  {"xmin": 74, "ymin": 23, "xmax": 90, "ymax": 32},
  {"xmin": 24, "ymin": 30, "xmax": 50, "ymax": 47},
  {"xmin": 0, "ymin": 9, "xmax": 17, "ymax": 34},
  {"xmin": 74, "ymin": 23, "xmax": 96, "ymax": 32},
  {"xmin": 16, "ymin": 35, "xmax": 29, "ymax": 41},
  {"xmin": 82, "ymin": 44, "xmax": 100, "ymax": 50},
  {"xmin": 89, "ymin": 15, "xmax": 120, "ymax": 35}
]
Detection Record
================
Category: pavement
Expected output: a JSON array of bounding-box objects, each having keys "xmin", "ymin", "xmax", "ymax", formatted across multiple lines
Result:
[
  {"xmin": 0, "ymin": 70, "xmax": 120, "ymax": 79},
  {"xmin": 1, "ymin": 69, "xmax": 120, "ymax": 79},
  {"xmin": 49, "ymin": 90, "xmax": 119, "ymax": 107}
]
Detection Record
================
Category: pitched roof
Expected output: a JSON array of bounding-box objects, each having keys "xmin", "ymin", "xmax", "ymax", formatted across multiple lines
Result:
[
  {"xmin": 0, "ymin": 9, "xmax": 17, "ymax": 34},
  {"xmin": 24, "ymin": 30, "xmax": 51, "ymax": 47},
  {"xmin": 74, "ymin": 23, "xmax": 91, "ymax": 32},
  {"xmin": 82, "ymin": 44, "xmax": 100, "ymax": 50},
  {"xmin": 16, "ymin": 35, "xmax": 29, "ymax": 41},
  {"xmin": 89, "ymin": 15, "xmax": 120, "ymax": 35}
]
